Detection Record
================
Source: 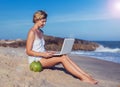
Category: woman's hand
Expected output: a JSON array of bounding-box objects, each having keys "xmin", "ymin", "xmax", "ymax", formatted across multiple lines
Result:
[{"xmin": 42, "ymin": 51, "xmax": 55, "ymax": 58}]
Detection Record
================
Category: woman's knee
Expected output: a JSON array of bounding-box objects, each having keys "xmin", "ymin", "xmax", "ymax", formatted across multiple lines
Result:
[{"xmin": 61, "ymin": 56, "xmax": 68, "ymax": 63}]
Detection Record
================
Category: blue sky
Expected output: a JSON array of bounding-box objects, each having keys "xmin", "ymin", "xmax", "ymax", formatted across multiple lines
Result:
[{"xmin": 0, "ymin": 0, "xmax": 120, "ymax": 41}]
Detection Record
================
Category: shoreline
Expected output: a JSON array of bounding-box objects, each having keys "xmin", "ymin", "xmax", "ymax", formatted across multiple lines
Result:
[
  {"xmin": 0, "ymin": 47, "xmax": 120, "ymax": 87},
  {"xmin": 71, "ymin": 50, "xmax": 120, "ymax": 64},
  {"xmin": 71, "ymin": 53, "xmax": 120, "ymax": 64}
]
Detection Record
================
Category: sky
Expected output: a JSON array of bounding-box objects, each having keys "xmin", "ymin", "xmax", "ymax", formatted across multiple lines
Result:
[{"xmin": 0, "ymin": 0, "xmax": 120, "ymax": 41}]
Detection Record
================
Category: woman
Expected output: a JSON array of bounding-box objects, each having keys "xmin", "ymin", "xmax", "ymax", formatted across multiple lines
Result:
[{"xmin": 26, "ymin": 10, "xmax": 98, "ymax": 84}]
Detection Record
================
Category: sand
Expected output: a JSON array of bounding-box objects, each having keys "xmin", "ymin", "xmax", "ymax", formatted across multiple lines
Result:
[{"xmin": 0, "ymin": 47, "xmax": 120, "ymax": 87}]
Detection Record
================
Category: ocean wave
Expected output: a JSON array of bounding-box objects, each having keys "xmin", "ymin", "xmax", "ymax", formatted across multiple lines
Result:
[
  {"xmin": 71, "ymin": 50, "xmax": 120, "ymax": 64},
  {"xmin": 95, "ymin": 45, "xmax": 120, "ymax": 53}
]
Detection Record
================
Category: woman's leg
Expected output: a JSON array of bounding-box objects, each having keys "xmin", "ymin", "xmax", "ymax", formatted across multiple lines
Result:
[
  {"xmin": 64, "ymin": 55, "xmax": 98, "ymax": 83},
  {"xmin": 65, "ymin": 55, "xmax": 92, "ymax": 78},
  {"xmin": 40, "ymin": 56, "xmax": 97, "ymax": 84}
]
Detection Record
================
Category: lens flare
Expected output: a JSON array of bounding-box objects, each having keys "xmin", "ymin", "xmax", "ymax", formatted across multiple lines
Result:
[
  {"xmin": 108, "ymin": 0, "xmax": 120, "ymax": 18},
  {"xmin": 114, "ymin": 2, "xmax": 120, "ymax": 11}
]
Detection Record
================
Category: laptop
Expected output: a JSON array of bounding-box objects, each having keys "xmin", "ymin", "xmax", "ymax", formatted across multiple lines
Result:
[{"xmin": 53, "ymin": 38, "xmax": 75, "ymax": 56}]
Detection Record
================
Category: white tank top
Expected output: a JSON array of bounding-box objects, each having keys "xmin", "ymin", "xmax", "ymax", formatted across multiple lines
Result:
[
  {"xmin": 32, "ymin": 38, "xmax": 45, "ymax": 52},
  {"xmin": 28, "ymin": 37, "xmax": 45, "ymax": 64}
]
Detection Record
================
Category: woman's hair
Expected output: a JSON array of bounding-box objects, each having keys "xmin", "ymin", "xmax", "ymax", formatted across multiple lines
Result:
[{"xmin": 33, "ymin": 10, "xmax": 47, "ymax": 23}]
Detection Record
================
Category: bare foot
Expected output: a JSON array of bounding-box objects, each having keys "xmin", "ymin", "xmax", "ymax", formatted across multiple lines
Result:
[{"xmin": 81, "ymin": 78, "xmax": 98, "ymax": 85}]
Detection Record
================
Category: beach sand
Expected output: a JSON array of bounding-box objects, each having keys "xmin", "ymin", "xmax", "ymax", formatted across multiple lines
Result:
[{"xmin": 0, "ymin": 47, "xmax": 120, "ymax": 87}]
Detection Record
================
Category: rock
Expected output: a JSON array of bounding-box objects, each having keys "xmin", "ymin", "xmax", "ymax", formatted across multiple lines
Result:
[
  {"xmin": 0, "ymin": 40, "xmax": 26, "ymax": 48},
  {"xmin": 44, "ymin": 35, "xmax": 99, "ymax": 51},
  {"xmin": 0, "ymin": 35, "xmax": 99, "ymax": 51}
]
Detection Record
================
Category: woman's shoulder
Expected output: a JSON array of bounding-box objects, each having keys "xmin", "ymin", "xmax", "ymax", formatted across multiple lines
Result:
[
  {"xmin": 28, "ymin": 29, "xmax": 36, "ymax": 37},
  {"xmin": 29, "ymin": 28, "xmax": 36, "ymax": 34}
]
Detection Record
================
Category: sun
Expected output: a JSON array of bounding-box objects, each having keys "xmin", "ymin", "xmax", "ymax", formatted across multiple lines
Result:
[
  {"xmin": 108, "ymin": 0, "xmax": 120, "ymax": 17},
  {"xmin": 113, "ymin": 1, "xmax": 120, "ymax": 11}
]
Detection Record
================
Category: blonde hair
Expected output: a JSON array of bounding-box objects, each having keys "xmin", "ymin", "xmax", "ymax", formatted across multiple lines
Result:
[{"xmin": 33, "ymin": 10, "xmax": 47, "ymax": 23}]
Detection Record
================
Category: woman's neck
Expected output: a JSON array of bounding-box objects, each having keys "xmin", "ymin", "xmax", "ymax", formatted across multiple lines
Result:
[{"xmin": 33, "ymin": 24, "xmax": 39, "ymax": 30}]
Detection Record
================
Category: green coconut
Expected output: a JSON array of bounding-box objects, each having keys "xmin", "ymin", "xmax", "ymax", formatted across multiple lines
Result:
[{"xmin": 30, "ymin": 61, "xmax": 43, "ymax": 72}]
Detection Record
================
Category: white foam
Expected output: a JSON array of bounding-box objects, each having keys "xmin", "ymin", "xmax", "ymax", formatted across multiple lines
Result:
[{"xmin": 95, "ymin": 45, "xmax": 120, "ymax": 53}]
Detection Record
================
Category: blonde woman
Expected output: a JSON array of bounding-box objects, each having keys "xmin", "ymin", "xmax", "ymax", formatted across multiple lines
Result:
[{"xmin": 26, "ymin": 10, "xmax": 98, "ymax": 84}]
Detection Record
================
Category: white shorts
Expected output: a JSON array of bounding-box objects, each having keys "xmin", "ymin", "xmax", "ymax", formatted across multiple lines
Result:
[{"xmin": 28, "ymin": 56, "xmax": 42, "ymax": 64}]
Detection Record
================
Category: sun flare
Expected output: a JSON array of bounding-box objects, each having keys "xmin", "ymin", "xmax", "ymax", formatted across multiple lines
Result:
[
  {"xmin": 108, "ymin": 0, "xmax": 120, "ymax": 17},
  {"xmin": 113, "ymin": 1, "xmax": 120, "ymax": 11}
]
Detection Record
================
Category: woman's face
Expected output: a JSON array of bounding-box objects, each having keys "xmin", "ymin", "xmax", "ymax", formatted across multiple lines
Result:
[{"xmin": 37, "ymin": 19, "xmax": 47, "ymax": 28}]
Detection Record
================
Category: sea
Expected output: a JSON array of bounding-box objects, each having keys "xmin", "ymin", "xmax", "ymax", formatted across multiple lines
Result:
[{"xmin": 71, "ymin": 41, "xmax": 120, "ymax": 64}]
